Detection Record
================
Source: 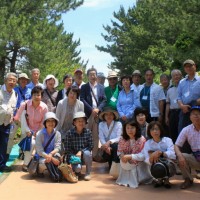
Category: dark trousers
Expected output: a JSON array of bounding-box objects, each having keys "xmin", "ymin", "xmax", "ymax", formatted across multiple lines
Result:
[
  {"xmin": 102, "ymin": 143, "xmax": 120, "ymax": 169},
  {"xmin": 169, "ymin": 109, "xmax": 180, "ymax": 143},
  {"xmin": 0, "ymin": 124, "xmax": 11, "ymax": 170},
  {"xmin": 178, "ymin": 111, "xmax": 191, "ymax": 133},
  {"xmin": 178, "ymin": 111, "xmax": 192, "ymax": 153}
]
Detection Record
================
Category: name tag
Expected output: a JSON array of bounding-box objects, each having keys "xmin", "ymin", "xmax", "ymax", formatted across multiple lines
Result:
[
  {"xmin": 174, "ymin": 99, "xmax": 177, "ymax": 104},
  {"xmin": 184, "ymin": 91, "xmax": 190, "ymax": 97},
  {"xmin": 142, "ymin": 96, "xmax": 148, "ymax": 100},
  {"xmin": 110, "ymin": 96, "xmax": 116, "ymax": 102}
]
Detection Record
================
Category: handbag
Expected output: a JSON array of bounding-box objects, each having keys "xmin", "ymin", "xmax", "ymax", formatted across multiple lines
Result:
[
  {"xmin": 45, "ymin": 161, "xmax": 62, "ymax": 182},
  {"xmin": 109, "ymin": 161, "xmax": 120, "ymax": 179},
  {"xmin": 27, "ymin": 132, "xmax": 56, "ymax": 175},
  {"xmin": 151, "ymin": 157, "xmax": 176, "ymax": 179},
  {"xmin": 94, "ymin": 147, "xmax": 106, "ymax": 163},
  {"xmin": 27, "ymin": 154, "xmax": 40, "ymax": 175},
  {"xmin": 69, "ymin": 155, "xmax": 81, "ymax": 164},
  {"xmin": 93, "ymin": 122, "xmax": 115, "ymax": 163},
  {"xmin": 58, "ymin": 163, "xmax": 78, "ymax": 183},
  {"xmin": 18, "ymin": 136, "xmax": 32, "ymax": 151}
]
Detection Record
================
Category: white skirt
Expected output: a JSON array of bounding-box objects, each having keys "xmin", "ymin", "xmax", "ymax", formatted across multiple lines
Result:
[{"xmin": 116, "ymin": 161, "xmax": 153, "ymax": 188}]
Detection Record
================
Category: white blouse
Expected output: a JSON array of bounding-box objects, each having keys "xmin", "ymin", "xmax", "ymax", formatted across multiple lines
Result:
[
  {"xmin": 143, "ymin": 137, "xmax": 176, "ymax": 164},
  {"xmin": 99, "ymin": 121, "xmax": 122, "ymax": 145}
]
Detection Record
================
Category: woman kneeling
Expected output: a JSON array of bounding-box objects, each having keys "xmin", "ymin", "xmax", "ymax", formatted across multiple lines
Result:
[
  {"xmin": 35, "ymin": 112, "xmax": 62, "ymax": 180},
  {"xmin": 116, "ymin": 120, "xmax": 152, "ymax": 188},
  {"xmin": 143, "ymin": 121, "xmax": 176, "ymax": 188}
]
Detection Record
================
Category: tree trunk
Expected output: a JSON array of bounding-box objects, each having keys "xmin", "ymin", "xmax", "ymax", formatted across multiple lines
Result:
[
  {"xmin": 10, "ymin": 43, "xmax": 20, "ymax": 73},
  {"xmin": 0, "ymin": 56, "xmax": 6, "ymax": 85}
]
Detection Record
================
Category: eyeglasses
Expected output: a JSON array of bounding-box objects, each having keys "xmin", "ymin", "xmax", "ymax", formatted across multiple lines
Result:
[{"xmin": 191, "ymin": 113, "xmax": 200, "ymax": 117}]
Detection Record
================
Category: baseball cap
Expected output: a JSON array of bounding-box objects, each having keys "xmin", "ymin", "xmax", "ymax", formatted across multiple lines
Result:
[{"xmin": 183, "ymin": 59, "xmax": 195, "ymax": 66}]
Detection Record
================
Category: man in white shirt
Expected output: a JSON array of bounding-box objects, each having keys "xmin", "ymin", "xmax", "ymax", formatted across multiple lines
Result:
[{"xmin": 0, "ymin": 73, "xmax": 18, "ymax": 172}]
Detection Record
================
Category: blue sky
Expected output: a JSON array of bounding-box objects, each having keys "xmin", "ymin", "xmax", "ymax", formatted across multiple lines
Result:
[{"xmin": 62, "ymin": 0, "xmax": 136, "ymax": 77}]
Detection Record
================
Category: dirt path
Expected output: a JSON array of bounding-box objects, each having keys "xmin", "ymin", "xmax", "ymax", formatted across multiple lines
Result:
[{"xmin": 0, "ymin": 160, "xmax": 200, "ymax": 200}]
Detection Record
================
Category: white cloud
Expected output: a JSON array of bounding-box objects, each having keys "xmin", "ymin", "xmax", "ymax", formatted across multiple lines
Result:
[{"xmin": 83, "ymin": 0, "xmax": 131, "ymax": 8}]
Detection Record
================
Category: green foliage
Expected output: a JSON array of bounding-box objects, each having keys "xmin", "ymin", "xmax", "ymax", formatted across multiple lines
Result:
[
  {"xmin": 97, "ymin": 0, "xmax": 200, "ymax": 76},
  {"xmin": 0, "ymin": 0, "xmax": 85, "ymax": 85}
]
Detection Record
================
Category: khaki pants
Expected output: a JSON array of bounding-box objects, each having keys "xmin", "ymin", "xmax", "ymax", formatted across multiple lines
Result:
[
  {"xmin": 87, "ymin": 115, "xmax": 99, "ymax": 158},
  {"xmin": 180, "ymin": 153, "xmax": 200, "ymax": 180}
]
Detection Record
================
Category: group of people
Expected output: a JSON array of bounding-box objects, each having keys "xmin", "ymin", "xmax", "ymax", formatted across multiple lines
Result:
[{"xmin": 0, "ymin": 59, "xmax": 199, "ymax": 189}]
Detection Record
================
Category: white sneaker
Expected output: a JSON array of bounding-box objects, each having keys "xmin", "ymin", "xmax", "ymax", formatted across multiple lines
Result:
[{"xmin": 84, "ymin": 174, "xmax": 91, "ymax": 181}]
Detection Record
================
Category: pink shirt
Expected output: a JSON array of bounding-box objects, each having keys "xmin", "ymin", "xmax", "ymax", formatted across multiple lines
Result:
[
  {"xmin": 15, "ymin": 100, "xmax": 48, "ymax": 132},
  {"xmin": 176, "ymin": 124, "xmax": 200, "ymax": 152}
]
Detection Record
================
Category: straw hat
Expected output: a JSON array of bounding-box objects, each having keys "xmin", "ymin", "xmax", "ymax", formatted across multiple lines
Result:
[{"xmin": 99, "ymin": 107, "xmax": 119, "ymax": 121}]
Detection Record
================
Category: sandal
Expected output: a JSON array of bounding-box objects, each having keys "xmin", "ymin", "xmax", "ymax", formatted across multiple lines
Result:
[{"xmin": 180, "ymin": 178, "xmax": 193, "ymax": 189}]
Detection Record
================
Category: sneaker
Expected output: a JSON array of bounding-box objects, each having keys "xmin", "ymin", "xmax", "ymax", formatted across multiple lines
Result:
[{"xmin": 84, "ymin": 174, "xmax": 91, "ymax": 181}]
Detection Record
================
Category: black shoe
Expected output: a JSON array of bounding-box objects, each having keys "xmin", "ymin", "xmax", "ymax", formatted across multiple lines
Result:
[
  {"xmin": 153, "ymin": 179, "xmax": 163, "ymax": 188},
  {"xmin": 22, "ymin": 165, "xmax": 28, "ymax": 172},
  {"xmin": 1, "ymin": 166, "xmax": 12, "ymax": 172},
  {"xmin": 37, "ymin": 173, "xmax": 44, "ymax": 178},
  {"xmin": 163, "ymin": 179, "xmax": 172, "ymax": 189}
]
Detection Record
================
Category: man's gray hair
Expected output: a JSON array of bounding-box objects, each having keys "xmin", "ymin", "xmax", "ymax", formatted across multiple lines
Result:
[
  {"xmin": 171, "ymin": 69, "xmax": 182, "ymax": 77},
  {"xmin": 31, "ymin": 68, "xmax": 40, "ymax": 74},
  {"xmin": 5, "ymin": 72, "xmax": 18, "ymax": 81}
]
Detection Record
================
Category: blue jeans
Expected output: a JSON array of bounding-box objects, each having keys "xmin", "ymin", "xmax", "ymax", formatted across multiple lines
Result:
[
  {"xmin": 72, "ymin": 150, "xmax": 92, "ymax": 175},
  {"xmin": 0, "ymin": 124, "xmax": 11, "ymax": 170}
]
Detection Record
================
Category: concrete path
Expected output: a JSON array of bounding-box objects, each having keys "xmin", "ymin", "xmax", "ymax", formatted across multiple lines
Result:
[{"xmin": 0, "ymin": 160, "xmax": 200, "ymax": 200}]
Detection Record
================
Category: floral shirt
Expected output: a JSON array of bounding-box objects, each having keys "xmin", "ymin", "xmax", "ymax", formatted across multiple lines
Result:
[{"xmin": 118, "ymin": 136, "xmax": 146, "ymax": 165}]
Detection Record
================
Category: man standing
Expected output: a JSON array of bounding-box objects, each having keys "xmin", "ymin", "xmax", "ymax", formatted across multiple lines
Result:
[
  {"xmin": 131, "ymin": 70, "xmax": 143, "ymax": 93},
  {"xmin": 165, "ymin": 70, "xmax": 182, "ymax": 143},
  {"xmin": 175, "ymin": 106, "xmax": 200, "ymax": 189},
  {"xmin": 104, "ymin": 71, "xmax": 121, "ymax": 111},
  {"xmin": 177, "ymin": 59, "xmax": 199, "ymax": 133},
  {"xmin": 0, "ymin": 73, "xmax": 18, "ymax": 172},
  {"xmin": 139, "ymin": 69, "xmax": 165, "ymax": 122},
  {"xmin": 7, "ymin": 73, "xmax": 32, "ymax": 156},
  {"xmin": 80, "ymin": 68, "xmax": 106, "ymax": 158},
  {"xmin": 73, "ymin": 69, "xmax": 85, "ymax": 89},
  {"xmin": 27, "ymin": 68, "xmax": 43, "ymax": 90}
]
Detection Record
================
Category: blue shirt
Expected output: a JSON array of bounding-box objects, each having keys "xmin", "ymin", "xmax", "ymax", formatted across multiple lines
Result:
[
  {"xmin": 190, "ymin": 79, "xmax": 200, "ymax": 103},
  {"xmin": 14, "ymin": 86, "xmax": 32, "ymax": 108},
  {"xmin": 117, "ymin": 88, "xmax": 140, "ymax": 119},
  {"xmin": 177, "ymin": 74, "xmax": 199, "ymax": 104},
  {"xmin": 27, "ymin": 81, "xmax": 44, "ymax": 90}
]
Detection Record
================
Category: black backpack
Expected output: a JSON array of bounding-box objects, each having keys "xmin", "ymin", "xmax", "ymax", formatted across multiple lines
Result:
[{"xmin": 45, "ymin": 162, "xmax": 62, "ymax": 182}]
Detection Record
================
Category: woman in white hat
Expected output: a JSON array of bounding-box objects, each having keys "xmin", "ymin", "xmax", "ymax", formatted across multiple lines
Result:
[
  {"xmin": 98, "ymin": 107, "xmax": 122, "ymax": 169},
  {"xmin": 116, "ymin": 120, "xmax": 152, "ymax": 188},
  {"xmin": 42, "ymin": 75, "xmax": 59, "ymax": 112},
  {"xmin": 35, "ymin": 112, "xmax": 61, "ymax": 178},
  {"xmin": 64, "ymin": 111, "xmax": 93, "ymax": 181}
]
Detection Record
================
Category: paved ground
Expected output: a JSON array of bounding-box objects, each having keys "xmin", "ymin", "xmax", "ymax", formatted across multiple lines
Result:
[{"xmin": 0, "ymin": 147, "xmax": 200, "ymax": 200}]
